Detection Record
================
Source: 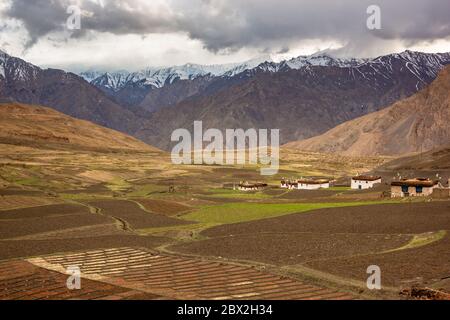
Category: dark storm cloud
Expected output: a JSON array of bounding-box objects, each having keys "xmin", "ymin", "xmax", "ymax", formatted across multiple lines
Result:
[{"xmin": 4, "ymin": 0, "xmax": 450, "ymax": 53}]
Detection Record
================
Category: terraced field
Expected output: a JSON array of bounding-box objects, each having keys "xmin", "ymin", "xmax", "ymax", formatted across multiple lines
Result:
[{"xmin": 24, "ymin": 247, "xmax": 353, "ymax": 300}]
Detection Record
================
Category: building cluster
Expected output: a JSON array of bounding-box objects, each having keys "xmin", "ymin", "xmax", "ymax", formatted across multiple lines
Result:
[
  {"xmin": 278, "ymin": 175, "xmax": 450, "ymax": 198},
  {"xmin": 234, "ymin": 175, "xmax": 450, "ymax": 198}
]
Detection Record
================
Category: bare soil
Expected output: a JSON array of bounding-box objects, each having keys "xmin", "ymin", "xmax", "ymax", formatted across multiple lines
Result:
[
  {"xmin": 0, "ymin": 214, "xmax": 112, "ymax": 240},
  {"xmin": 88, "ymin": 199, "xmax": 193, "ymax": 229},
  {"xmin": 202, "ymin": 202, "xmax": 450, "ymax": 238},
  {"xmin": 306, "ymin": 234, "xmax": 450, "ymax": 289},
  {"xmin": 0, "ymin": 204, "xmax": 89, "ymax": 219},
  {"xmin": 136, "ymin": 198, "xmax": 192, "ymax": 216},
  {"xmin": 171, "ymin": 232, "xmax": 411, "ymax": 266}
]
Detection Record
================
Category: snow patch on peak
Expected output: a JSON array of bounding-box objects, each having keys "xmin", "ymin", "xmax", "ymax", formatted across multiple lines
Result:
[
  {"xmin": 82, "ymin": 56, "xmax": 275, "ymax": 90},
  {"xmin": 286, "ymin": 54, "xmax": 367, "ymax": 69}
]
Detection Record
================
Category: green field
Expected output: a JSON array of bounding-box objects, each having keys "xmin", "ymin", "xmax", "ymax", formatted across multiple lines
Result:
[{"xmin": 181, "ymin": 201, "xmax": 393, "ymax": 225}]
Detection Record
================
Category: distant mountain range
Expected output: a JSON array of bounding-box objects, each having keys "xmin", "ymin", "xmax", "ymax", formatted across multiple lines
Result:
[
  {"xmin": 0, "ymin": 49, "xmax": 151, "ymax": 136},
  {"xmin": 134, "ymin": 51, "xmax": 450, "ymax": 150},
  {"xmin": 1, "ymin": 49, "xmax": 450, "ymax": 152},
  {"xmin": 79, "ymin": 53, "xmax": 369, "ymax": 108},
  {"xmin": 286, "ymin": 65, "xmax": 450, "ymax": 156}
]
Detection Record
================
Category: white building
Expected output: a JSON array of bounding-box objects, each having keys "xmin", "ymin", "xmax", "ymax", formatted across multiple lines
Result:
[
  {"xmin": 281, "ymin": 178, "xmax": 331, "ymax": 190},
  {"xmin": 351, "ymin": 176, "xmax": 382, "ymax": 190},
  {"xmin": 297, "ymin": 179, "xmax": 330, "ymax": 190},
  {"xmin": 238, "ymin": 182, "xmax": 268, "ymax": 191},
  {"xmin": 391, "ymin": 178, "xmax": 440, "ymax": 198}
]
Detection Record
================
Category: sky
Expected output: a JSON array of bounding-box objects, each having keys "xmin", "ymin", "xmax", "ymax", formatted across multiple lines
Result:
[{"xmin": 1, "ymin": 0, "xmax": 450, "ymax": 72}]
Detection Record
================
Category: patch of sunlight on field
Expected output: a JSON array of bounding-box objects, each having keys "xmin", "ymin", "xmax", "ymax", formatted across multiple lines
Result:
[{"xmin": 182, "ymin": 201, "xmax": 392, "ymax": 225}]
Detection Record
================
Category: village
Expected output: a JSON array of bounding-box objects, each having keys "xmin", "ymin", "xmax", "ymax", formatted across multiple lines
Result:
[{"xmin": 236, "ymin": 175, "xmax": 450, "ymax": 199}]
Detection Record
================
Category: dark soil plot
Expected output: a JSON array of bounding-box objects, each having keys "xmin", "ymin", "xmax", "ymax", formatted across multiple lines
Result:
[
  {"xmin": 306, "ymin": 235, "xmax": 450, "ymax": 289},
  {"xmin": 0, "ymin": 204, "xmax": 89, "ymax": 220},
  {"xmin": 0, "ymin": 235, "xmax": 169, "ymax": 260},
  {"xmin": 63, "ymin": 183, "xmax": 111, "ymax": 194},
  {"xmin": 203, "ymin": 202, "xmax": 450, "ymax": 238},
  {"xmin": 19, "ymin": 224, "xmax": 126, "ymax": 241},
  {"xmin": 0, "ymin": 188, "xmax": 45, "ymax": 196},
  {"xmin": 88, "ymin": 200, "xmax": 193, "ymax": 229},
  {"xmin": 262, "ymin": 188, "xmax": 288, "ymax": 196},
  {"xmin": 0, "ymin": 214, "xmax": 112, "ymax": 240},
  {"xmin": 136, "ymin": 199, "xmax": 191, "ymax": 216},
  {"xmin": 170, "ymin": 233, "xmax": 411, "ymax": 266}
]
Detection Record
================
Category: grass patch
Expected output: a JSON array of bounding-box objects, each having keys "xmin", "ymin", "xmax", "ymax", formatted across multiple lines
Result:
[
  {"xmin": 385, "ymin": 230, "xmax": 447, "ymax": 252},
  {"xmin": 182, "ymin": 201, "xmax": 392, "ymax": 225},
  {"xmin": 60, "ymin": 193, "xmax": 113, "ymax": 200},
  {"xmin": 201, "ymin": 188, "xmax": 273, "ymax": 200},
  {"xmin": 105, "ymin": 178, "xmax": 131, "ymax": 192},
  {"xmin": 328, "ymin": 186, "xmax": 352, "ymax": 191}
]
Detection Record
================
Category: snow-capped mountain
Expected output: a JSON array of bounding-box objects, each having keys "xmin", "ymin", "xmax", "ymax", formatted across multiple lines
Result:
[
  {"xmin": 285, "ymin": 53, "xmax": 368, "ymax": 69},
  {"xmin": 0, "ymin": 49, "xmax": 150, "ymax": 134},
  {"xmin": 135, "ymin": 50, "xmax": 450, "ymax": 150},
  {"xmin": 0, "ymin": 50, "xmax": 40, "ymax": 82},
  {"xmin": 81, "ymin": 53, "xmax": 370, "ymax": 91},
  {"xmin": 80, "ymin": 55, "xmax": 273, "ymax": 92},
  {"xmin": 79, "ymin": 50, "xmax": 450, "ymax": 114}
]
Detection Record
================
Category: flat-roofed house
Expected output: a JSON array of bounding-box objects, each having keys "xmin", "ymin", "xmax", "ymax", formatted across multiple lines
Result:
[
  {"xmin": 296, "ymin": 179, "xmax": 331, "ymax": 190},
  {"xmin": 391, "ymin": 178, "xmax": 440, "ymax": 198},
  {"xmin": 238, "ymin": 182, "xmax": 268, "ymax": 191},
  {"xmin": 351, "ymin": 175, "xmax": 382, "ymax": 190}
]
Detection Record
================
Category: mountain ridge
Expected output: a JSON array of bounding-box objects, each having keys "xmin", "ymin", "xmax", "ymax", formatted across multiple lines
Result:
[
  {"xmin": 285, "ymin": 65, "xmax": 450, "ymax": 156},
  {"xmin": 135, "ymin": 52, "xmax": 450, "ymax": 150},
  {"xmin": 0, "ymin": 102, "xmax": 158, "ymax": 152},
  {"xmin": 0, "ymin": 50, "xmax": 152, "ymax": 136}
]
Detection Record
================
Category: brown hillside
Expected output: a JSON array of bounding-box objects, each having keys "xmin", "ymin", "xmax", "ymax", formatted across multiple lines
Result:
[
  {"xmin": 0, "ymin": 103, "xmax": 158, "ymax": 152},
  {"xmin": 286, "ymin": 65, "xmax": 450, "ymax": 156}
]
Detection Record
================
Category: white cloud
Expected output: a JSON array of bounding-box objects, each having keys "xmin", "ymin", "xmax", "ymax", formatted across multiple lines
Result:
[{"xmin": 1, "ymin": 0, "xmax": 449, "ymax": 71}]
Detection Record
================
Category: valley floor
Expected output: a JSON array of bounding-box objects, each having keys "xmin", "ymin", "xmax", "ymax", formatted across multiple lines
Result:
[{"xmin": 0, "ymin": 144, "xmax": 449, "ymax": 300}]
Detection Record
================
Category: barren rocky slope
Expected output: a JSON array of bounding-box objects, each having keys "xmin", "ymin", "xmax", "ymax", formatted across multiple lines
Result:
[{"xmin": 286, "ymin": 66, "xmax": 450, "ymax": 156}]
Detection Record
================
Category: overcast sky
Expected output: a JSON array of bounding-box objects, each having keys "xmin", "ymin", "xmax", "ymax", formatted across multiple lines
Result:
[{"xmin": 1, "ymin": 0, "xmax": 450, "ymax": 72}]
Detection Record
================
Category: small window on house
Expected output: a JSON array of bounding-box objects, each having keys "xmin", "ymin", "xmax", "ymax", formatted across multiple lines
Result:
[
  {"xmin": 402, "ymin": 186, "xmax": 409, "ymax": 193},
  {"xmin": 416, "ymin": 186, "xmax": 423, "ymax": 194}
]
